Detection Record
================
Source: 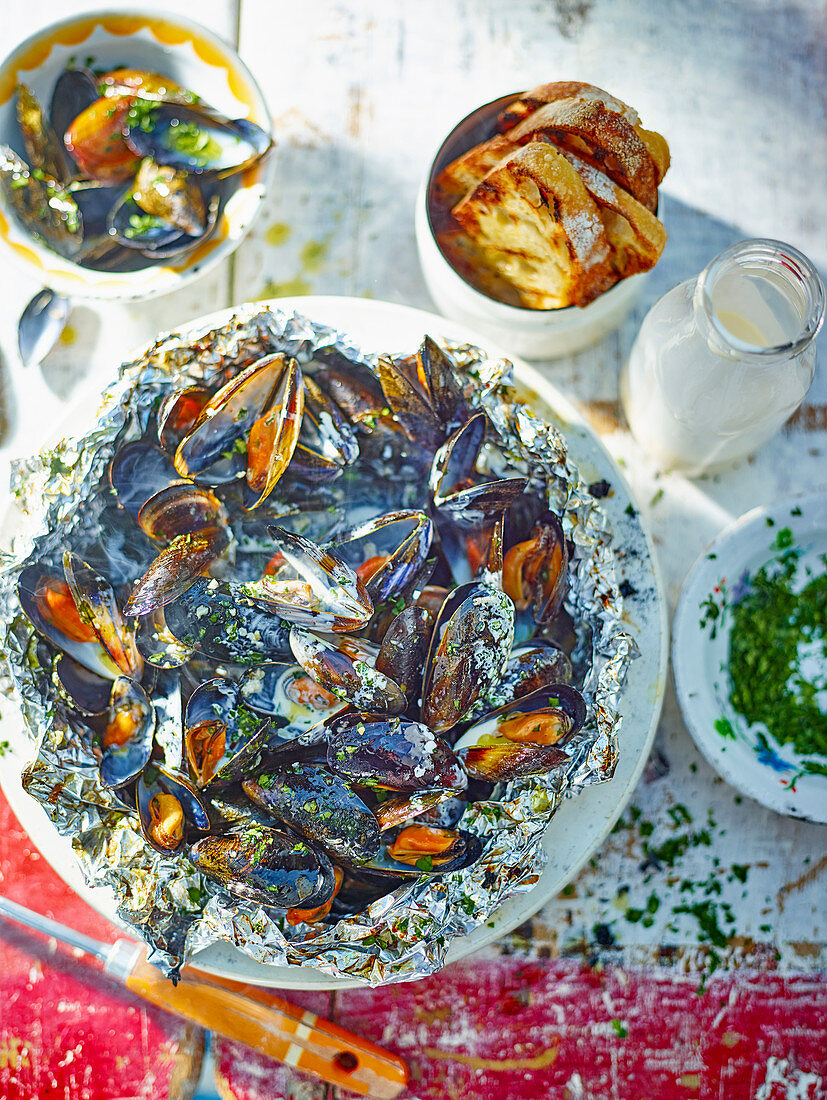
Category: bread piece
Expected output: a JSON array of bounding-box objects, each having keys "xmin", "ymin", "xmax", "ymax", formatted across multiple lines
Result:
[
  {"xmin": 559, "ymin": 150, "xmax": 667, "ymax": 276},
  {"xmin": 508, "ymin": 98, "xmax": 659, "ymax": 211},
  {"xmin": 451, "ymin": 142, "xmax": 616, "ymax": 309},
  {"xmin": 498, "ymin": 81, "xmax": 640, "ymax": 132},
  {"xmin": 435, "ymin": 134, "xmax": 517, "ymax": 207}
]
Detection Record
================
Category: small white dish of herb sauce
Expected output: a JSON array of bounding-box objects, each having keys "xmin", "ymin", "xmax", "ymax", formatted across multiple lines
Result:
[{"xmin": 673, "ymin": 491, "xmax": 827, "ymax": 822}]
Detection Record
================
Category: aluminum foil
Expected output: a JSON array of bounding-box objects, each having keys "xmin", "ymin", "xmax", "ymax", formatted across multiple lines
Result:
[{"xmin": 0, "ymin": 306, "xmax": 634, "ymax": 984}]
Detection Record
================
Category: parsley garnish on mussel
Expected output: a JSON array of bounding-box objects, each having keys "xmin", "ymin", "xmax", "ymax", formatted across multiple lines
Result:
[{"xmin": 0, "ymin": 66, "xmax": 271, "ymax": 270}]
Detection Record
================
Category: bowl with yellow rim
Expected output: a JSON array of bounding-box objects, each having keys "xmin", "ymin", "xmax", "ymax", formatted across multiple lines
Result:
[{"xmin": 0, "ymin": 10, "xmax": 272, "ymax": 301}]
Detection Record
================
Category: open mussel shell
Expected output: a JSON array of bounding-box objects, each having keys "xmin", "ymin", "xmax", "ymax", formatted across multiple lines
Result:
[
  {"xmin": 502, "ymin": 510, "xmax": 569, "ymax": 624},
  {"xmin": 0, "ymin": 146, "xmax": 82, "ymax": 259},
  {"xmin": 108, "ymin": 190, "xmax": 216, "ymax": 258},
  {"xmin": 124, "ymin": 103, "xmax": 272, "ymax": 177},
  {"xmin": 17, "ymin": 84, "xmax": 67, "ymax": 184},
  {"xmin": 289, "ymin": 627, "xmax": 406, "ymax": 714},
  {"xmin": 174, "ymin": 354, "xmax": 302, "ymax": 501},
  {"xmin": 244, "ymin": 527, "xmax": 373, "ymax": 633},
  {"xmin": 137, "ymin": 482, "xmax": 226, "ymax": 544},
  {"xmin": 125, "ymin": 526, "xmax": 230, "ymax": 617},
  {"xmin": 238, "ymin": 663, "xmax": 341, "ymax": 729},
  {"xmin": 49, "ymin": 69, "xmax": 99, "ymax": 172},
  {"xmin": 137, "ymin": 765, "xmax": 210, "ymax": 854},
  {"xmin": 52, "ymin": 653, "xmax": 112, "ymax": 716},
  {"xmin": 324, "ymin": 712, "xmax": 467, "ymax": 793},
  {"xmin": 377, "ymin": 354, "xmax": 444, "ymax": 448},
  {"xmin": 300, "ymin": 376, "xmax": 359, "ymax": 468},
  {"xmin": 307, "ymin": 348, "xmax": 387, "ymax": 427},
  {"xmin": 156, "ymin": 387, "xmax": 211, "ymax": 452},
  {"xmin": 110, "ymin": 441, "xmax": 177, "ymax": 518},
  {"xmin": 132, "ymin": 158, "xmax": 207, "ymax": 236},
  {"xmin": 429, "ymin": 412, "xmax": 485, "ymax": 502},
  {"xmin": 420, "ymin": 582, "xmax": 514, "ymax": 733},
  {"xmin": 163, "ymin": 578, "xmax": 292, "ymax": 664},
  {"xmin": 17, "ymin": 564, "xmax": 122, "ymax": 679},
  {"xmin": 243, "ymin": 765, "xmax": 381, "ymax": 863},
  {"xmin": 455, "ymin": 684, "xmax": 584, "ymax": 782},
  {"xmin": 327, "ymin": 510, "xmax": 434, "ymax": 606},
  {"xmin": 364, "ymin": 826, "xmax": 482, "ymax": 878},
  {"xmin": 190, "ymin": 825, "xmax": 335, "ymax": 909},
  {"xmin": 63, "ymin": 551, "xmax": 143, "ymax": 679},
  {"xmin": 100, "ymin": 676, "xmax": 155, "ymax": 788},
  {"xmin": 184, "ymin": 676, "xmax": 274, "ymax": 788},
  {"xmin": 417, "ymin": 336, "xmax": 471, "ymax": 431}
]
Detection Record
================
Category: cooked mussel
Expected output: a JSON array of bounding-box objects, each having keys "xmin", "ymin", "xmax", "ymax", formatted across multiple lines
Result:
[
  {"xmin": 502, "ymin": 510, "xmax": 569, "ymax": 624},
  {"xmin": 125, "ymin": 526, "xmax": 230, "ymax": 617},
  {"xmin": 244, "ymin": 527, "xmax": 373, "ymax": 633},
  {"xmin": 190, "ymin": 825, "xmax": 335, "ymax": 909},
  {"xmin": 238, "ymin": 663, "xmax": 341, "ymax": 729},
  {"xmin": 137, "ymin": 482, "xmax": 226, "ymax": 544},
  {"xmin": 367, "ymin": 825, "xmax": 482, "ymax": 877},
  {"xmin": 243, "ymin": 765, "xmax": 381, "ymax": 863},
  {"xmin": 124, "ymin": 103, "xmax": 271, "ymax": 177},
  {"xmin": 64, "ymin": 96, "xmax": 139, "ymax": 183},
  {"xmin": 17, "ymin": 84, "xmax": 67, "ymax": 183},
  {"xmin": 137, "ymin": 764, "xmax": 210, "ymax": 854},
  {"xmin": 63, "ymin": 551, "xmax": 143, "ymax": 679},
  {"xmin": 0, "ymin": 146, "xmax": 82, "ymax": 259},
  {"xmin": 184, "ymin": 676, "xmax": 273, "ymax": 788},
  {"xmin": 324, "ymin": 712, "xmax": 467, "ymax": 792},
  {"xmin": 456, "ymin": 684, "xmax": 584, "ymax": 782},
  {"xmin": 174, "ymin": 354, "xmax": 303, "ymax": 505},
  {"xmin": 156, "ymin": 387, "xmax": 211, "ymax": 452},
  {"xmin": 327, "ymin": 510, "xmax": 434, "ymax": 607},
  {"xmin": 100, "ymin": 676, "xmax": 155, "ymax": 788},
  {"xmin": 289, "ymin": 627, "xmax": 406, "ymax": 714},
  {"xmin": 420, "ymin": 582, "xmax": 514, "ymax": 733},
  {"xmin": 49, "ymin": 69, "xmax": 99, "ymax": 174},
  {"xmin": 52, "ymin": 653, "xmax": 112, "ymax": 716}
]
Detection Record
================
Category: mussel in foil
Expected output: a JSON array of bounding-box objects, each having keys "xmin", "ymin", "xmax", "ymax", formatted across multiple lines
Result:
[{"xmin": 6, "ymin": 314, "xmax": 630, "ymax": 988}]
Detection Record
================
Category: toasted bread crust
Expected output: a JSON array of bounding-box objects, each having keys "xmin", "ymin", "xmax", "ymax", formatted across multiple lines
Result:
[
  {"xmin": 451, "ymin": 143, "xmax": 616, "ymax": 308},
  {"xmin": 509, "ymin": 98, "xmax": 658, "ymax": 212},
  {"xmin": 497, "ymin": 81, "xmax": 640, "ymax": 132},
  {"xmin": 559, "ymin": 150, "xmax": 666, "ymax": 276},
  {"xmin": 435, "ymin": 134, "xmax": 517, "ymax": 207}
]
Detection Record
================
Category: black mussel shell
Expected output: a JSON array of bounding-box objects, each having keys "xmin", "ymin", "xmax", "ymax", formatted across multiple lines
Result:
[
  {"xmin": 190, "ymin": 825, "xmax": 335, "ymax": 908},
  {"xmin": 243, "ymin": 765, "xmax": 381, "ymax": 863},
  {"xmin": 375, "ymin": 605, "xmax": 432, "ymax": 703},
  {"xmin": 289, "ymin": 627, "xmax": 406, "ymax": 714},
  {"xmin": 324, "ymin": 712, "xmax": 466, "ymax": 793},
  {"xmin": 125, "ymin": 526, "xmax": 230, "ymax": 617},
  {"xmin": 137, "ymin": 482, "xmax": 226, "ymax": 544},
  {"xmin": 124, "ymin": 104, "xmax": 271, "ymax": 177},
  {"xmin": 238, "ymin": 662, "xmax": 341, "ymax": 730},
  {"xmin": 365, "ymin": 827, "xmax": 482, "ymax": 877},
  {"xmin": 184, "ymin": 676, "xmax": 274, "ymax": 788},
  {"xmin": 156, "ymin": 387, "xmax": 212, "ymax": 452},
  {"xmin": 164, "ymin": 577, "xmax": 293, "ymax": 665},
  {"xmin": 109, "ymin": 441, "xmax": 177, "ymax": 518},
  {"xmin": 52, "ymin": 653, "xmax": 111, "ymax": 716},
  {"xmin": 49, "ymin": 69, "xmax": 99, "ymax": 174}
]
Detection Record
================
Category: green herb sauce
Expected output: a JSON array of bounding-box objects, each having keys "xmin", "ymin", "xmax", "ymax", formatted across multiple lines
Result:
[{"xmin": 728, "ymin": 541, "xmax": 827, "ymax": 758}]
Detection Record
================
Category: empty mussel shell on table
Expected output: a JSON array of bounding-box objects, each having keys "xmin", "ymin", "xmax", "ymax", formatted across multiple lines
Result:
[{"xmin": 190, "ymin": 825, "xmax": 335, "ymax": 909}]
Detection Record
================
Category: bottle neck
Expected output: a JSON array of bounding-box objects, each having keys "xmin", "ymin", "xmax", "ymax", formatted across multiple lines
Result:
[{"xmin": 693, "ymin": 239, "xmax": 825, "ymax": 363}]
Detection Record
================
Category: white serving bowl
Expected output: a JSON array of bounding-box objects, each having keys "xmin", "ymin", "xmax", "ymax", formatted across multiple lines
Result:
[
  {"xmin": 0, "ymin": 10, "xmax": 271, "ymax": 301},
  {"xmin": 415, "ymin": 92, "xmax": 650, "ymax": 360}
]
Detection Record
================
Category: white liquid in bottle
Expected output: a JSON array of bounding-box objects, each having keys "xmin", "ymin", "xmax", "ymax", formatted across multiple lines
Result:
[{"xmin": 621, "ymin": 241, "xmax": 824, "ymax": 475}]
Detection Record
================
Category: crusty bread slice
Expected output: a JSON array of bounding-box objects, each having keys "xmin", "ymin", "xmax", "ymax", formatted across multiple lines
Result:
[
  {"xmin": 497, "ymin": 81, "xmax": 640, "ymax": 131},
  {"xmin": 559, "ymin": 150, "xmax": 667, "ymax": 276},
  {"xmin": 508, "ymin": 98, "xmax": 659, "ymax": 211},
  {"xmin": 434, "ymin": 134, "xmax": 517, "ymax": 207},
  {"xmin": 450, "ymin": 142, "xmax": 616, "ymax": 309}
]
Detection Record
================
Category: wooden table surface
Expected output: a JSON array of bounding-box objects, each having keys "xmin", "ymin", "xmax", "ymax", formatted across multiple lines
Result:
[{"xmin": 0, "ymin": 2, "xmax": 825, "ymax": 1098}]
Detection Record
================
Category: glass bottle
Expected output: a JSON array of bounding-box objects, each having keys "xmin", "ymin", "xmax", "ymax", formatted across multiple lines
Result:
[{"xmin": 620, "ymin": 239, "xmax": 825, "ymax": 475}]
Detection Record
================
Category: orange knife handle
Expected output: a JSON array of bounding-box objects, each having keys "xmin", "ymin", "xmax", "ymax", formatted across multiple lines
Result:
[{"xmin": 123, "ymin": 950, "xmax": 408, "ymax": 1098}]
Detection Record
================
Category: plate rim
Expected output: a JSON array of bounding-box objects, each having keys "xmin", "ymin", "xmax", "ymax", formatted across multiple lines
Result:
[
  {"xmin": 0, "ymin": 294, "xmax": 669, "ymax": 986},
  {"xmin": 671, "ymin": 488, "xmax": 827, "ymax": 824}
]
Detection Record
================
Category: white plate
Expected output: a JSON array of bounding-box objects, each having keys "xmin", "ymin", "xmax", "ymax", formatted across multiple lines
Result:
[
  {"xmin": 672, "ymin": 491, "xmax": 827, "ymax": 823},
  {"xmin": 0, "ymin": 296, "xmax": 668, "ymax": 987}
]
